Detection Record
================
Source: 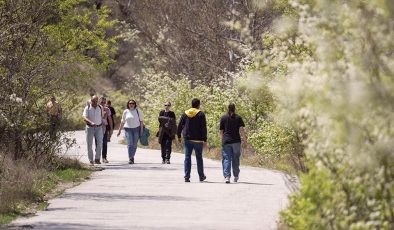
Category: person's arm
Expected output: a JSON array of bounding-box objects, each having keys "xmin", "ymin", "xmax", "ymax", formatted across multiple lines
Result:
[
  {"xmin": 46, "ymin": 102, "xmax": 50, "ymax": 115},
  {"xmin": 177, "ymin": 114, "xmax": 185, "ymax": 142},
  {"xmin": 117, "ymin": 122, "xmax": 125, "ymax": 136},
  {"xmin": 158, "ymin": 110, "xmax": 163, "ymax": 122},
  {"xmin": 201, "ymin": 113, "xmax": 207, "ymax": 142},
  {"xmin": 219, "ymin": 116, "xmax": 224, "ymax": 140},
  {"xmin": 57, "ymin": 103, "xmax": 62, "ymax": 118},
  {"xmin": 107, "ymin": 108, "xmax": 113, "ymax": 130},
  {"xmin": 240, "ymin": 116, "xmax": 247, "ymax": 149},
  {"xmin": 140, "ymin": 121, "xmax": 144, "ymax": 136},
  {"xmin": 138, "ymin": 109, "xmax": 144, "ymax": 135},
  {"xmin": 240, "ymin": 126, "xmax": 248, "ymax": 149},
  {"xmin": 117, "ymin": 110, "xmax": 126, "ymax": 136},
  {"xmin": 111, "ymin": 107, "xmax": 116, "ymax": 125}
]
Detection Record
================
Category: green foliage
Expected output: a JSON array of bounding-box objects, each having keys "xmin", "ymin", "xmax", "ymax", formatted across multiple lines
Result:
[
  {"xmin": 248, "ymin": 120, "xmax": 297, "ymax": 159},
  {"xmin": 0, "ymin": 0, "xmax": 118, "ymax": 162},
  {"xmin": 0, "ymin": 213, "xmax": 17, "ymax": 226},
  {"xmin": 281, "ymin": 166, "xmax": 341, "ymax": 229},
  {"xmin": 249, "ymin": 0, "xmax": 394, "ymax": 228}
]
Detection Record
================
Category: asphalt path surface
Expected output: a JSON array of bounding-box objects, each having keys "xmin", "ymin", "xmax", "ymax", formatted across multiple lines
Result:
[{"xmin": 9, "ymin": 131, "xmax": 295, "ymax": 230}]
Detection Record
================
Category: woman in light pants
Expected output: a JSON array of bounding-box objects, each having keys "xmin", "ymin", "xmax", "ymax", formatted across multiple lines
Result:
[
  {"xmin": 219, "ymin": 103, "xmax": 248, "ymax": 183},
  {"xmin": 117, "ymin": 99, "xmax": 144, "ymax": 164}
]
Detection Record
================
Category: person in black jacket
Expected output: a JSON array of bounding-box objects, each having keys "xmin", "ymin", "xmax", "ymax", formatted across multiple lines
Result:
[
  {"xmin": 158, "ymin": 102, "xmax": 176, "ymax": 164},
  {"xmin": 177, "ymin": 98, "xmax": 207, "ymax": 182}
]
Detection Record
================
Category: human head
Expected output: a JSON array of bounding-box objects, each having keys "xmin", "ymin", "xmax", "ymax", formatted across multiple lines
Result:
[
  {"xmin": 126, "ymin": 99, "xmax": 137, "ymax": 109},
  {"xmin": 99, "ymin": 96, "xmax": 106, "ymax": 105},
  {"xmin": 228, "ymin": 103, "xmax": 236, "ymax": 117},
  {"xmin": 164, "ymin": 101, "xmax": 171, "ymax": 110},
  {"xmin": 50, "ymin": 96, "xmax": 56, "ymax": 102},
  {"xmin": 191, "ymin": 98, "xmax": 200, "ymax": 109},
  {"xmin": 91, "ymin": 95, "xmax": 98, "ymax": 107},
  {"xmin": 107, "ymin": 100, "xmax": 112, "ymax": 106}
]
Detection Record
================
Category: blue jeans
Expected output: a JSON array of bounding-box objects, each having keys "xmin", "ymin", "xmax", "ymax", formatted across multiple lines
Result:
[
  {"xmin": 86, "ymin": 125, "xmax": 103, "ymax": 161},
  {"xmin": 222, "ymin": 142, "xmax": 241, "ymax": 178},
  {"xmin": 124, "ymin": 127, "xmax": 140, "ymax": 159},
  {"xmin": 184, "ymin": 140, "xmax": 205, "ymax": 179}
]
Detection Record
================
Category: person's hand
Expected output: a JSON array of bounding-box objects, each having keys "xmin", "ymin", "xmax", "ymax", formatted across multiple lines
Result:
[
  {"xmin": 203, "ymin": 142, "xmax": 208, "ymax": 151},
  {"xmin": 91, "ymin": 122, "xmax": 97, "ymax": 128},
  {"xmin": 177, "ymin": 137, "xmax": 182, "ymax": 144},
  {"xmin": 117, "ymin": 130, "xmax": 121, "ymax": 137},
  {"xmin": 242, "ymin": 140, "xmax": 248, "ymax": 150}
]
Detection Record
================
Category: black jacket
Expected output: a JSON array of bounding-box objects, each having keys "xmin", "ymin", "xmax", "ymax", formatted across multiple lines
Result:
[
  {"xmin": 177, "ymin": 108, "xmax": 207, "ymax": 142},
  {"xmin": 158, "ymin": 110, "xmax": 177, "ymax": 143}
]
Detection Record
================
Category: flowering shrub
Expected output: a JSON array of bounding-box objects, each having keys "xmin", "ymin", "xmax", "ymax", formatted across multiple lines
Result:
[{"xmin": 250, "ymin": 0, "xmax": 394, "ymax": 228}]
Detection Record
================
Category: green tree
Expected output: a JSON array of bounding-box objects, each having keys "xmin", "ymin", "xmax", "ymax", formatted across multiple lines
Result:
[{"xmin": 0, "ymin": 0, "xmax": 117, "ymax": 162}]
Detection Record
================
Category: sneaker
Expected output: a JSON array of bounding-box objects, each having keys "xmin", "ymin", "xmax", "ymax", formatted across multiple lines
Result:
[
  {"xmin": 184, "ymin": 178, "xmax": 190, "ymax": 182},
  {"xmin": 162, "ymin": 160, "xmax": 166, "ymax": 164},
  {"xmin": 225, "ymin": 177, "xmax": 230, "ymax": 184},
  {"xmin": 89, "ymin": 160, "xmax": 94, "ymax": 165},
  {"xmin": 94, "ymin": 159, "xmax": 101, "ymax": 164},
  {"xmin": 234, "ymin": 177, "xmax": 239, "ymax": 183},
  {"xmin": 129, "ymin": 159, "xmax": 133, "ymax": 164},
  {"xmin": 131, "ymin": 158, "xmax": 134, "ymax": 164},
  {"xmin": 199, "ymin": 175, "xmax": 207, "ymax": 182},
  {"xmin": 103, "ymin": 158, "xmax": 109, "ymax": 163},
  {"xmin": 166, "ymin": 159, "xmax": 170, "ymax": 164}
]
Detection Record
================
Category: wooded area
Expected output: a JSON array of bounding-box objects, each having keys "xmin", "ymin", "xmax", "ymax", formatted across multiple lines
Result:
[{"xmin": 0, "ymin": 0, "xmax": 393, "ymax": 229}]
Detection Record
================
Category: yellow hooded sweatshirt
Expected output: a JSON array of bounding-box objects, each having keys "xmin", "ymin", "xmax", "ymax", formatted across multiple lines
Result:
[{"xmin": 185, "ymin": 108, "xmax": 200, "ymax": 118}]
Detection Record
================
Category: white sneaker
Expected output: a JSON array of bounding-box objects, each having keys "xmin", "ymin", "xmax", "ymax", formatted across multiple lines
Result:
[
  {"xmin": 234, "ymin": 177, "xmax": 239, "ymax": 183},
  {"xmin": 103, "ymin": 158, "xmax": 109, "ymax": 163},
  {"xmin": 225, "ymin": 177, "xmax": 230, "ymax": 184}
]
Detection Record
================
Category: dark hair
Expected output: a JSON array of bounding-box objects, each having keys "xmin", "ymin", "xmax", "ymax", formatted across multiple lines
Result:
[
  {"xmin": 107, "ymin": 100, "xmax": 111, "ymax": 105},
  {"xmin": 228, "ymin": 103, "xmax": 236, "ymax": 118},
  {"xmin": 99, "ymin": 96, "xmax": 106, "ymax": 103},
  {"xmin": 191, "ymin": 98, "xmax": 200, "ymax": 108},
  {"xmin": 126, "ymin": 99, "xmax": 137, "ymax": 109}
]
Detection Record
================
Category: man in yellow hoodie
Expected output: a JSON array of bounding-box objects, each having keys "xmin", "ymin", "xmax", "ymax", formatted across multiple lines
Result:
[{"xmin": 177, "ymin": 98, "xmax": 207, "ymax": 182}]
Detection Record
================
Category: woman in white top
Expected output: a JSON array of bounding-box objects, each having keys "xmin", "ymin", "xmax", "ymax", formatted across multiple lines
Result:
[{"xmin": 117, "ymin": 99, "xmax": 144, "ymax": 164}]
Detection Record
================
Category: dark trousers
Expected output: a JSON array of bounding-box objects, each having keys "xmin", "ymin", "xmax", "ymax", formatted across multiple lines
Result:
[
  {"xmin": 102, "ymin": 131, "xmax": 108, "ymax": 159},
  {"xmin": 161, "ymin": 135, "xmax": 172, "ymax": 160},
  {"xmin": 49, "ymin": 116, "xmax": 59, "ymax": 138}
]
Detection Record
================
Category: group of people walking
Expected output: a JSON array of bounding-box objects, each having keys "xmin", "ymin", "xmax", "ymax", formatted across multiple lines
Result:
[
  {"xmin": 82, "ymin": 95, "xmax": 116, "ymax": 164},
  {"xmin": 82, "ymin": 95, "xmax": 247, "ymax": 183}
]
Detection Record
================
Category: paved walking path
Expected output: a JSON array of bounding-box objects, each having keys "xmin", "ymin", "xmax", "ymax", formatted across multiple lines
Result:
[{"xmin": 9, "ymin": 131, "xmax": 294, "ymax": 230}]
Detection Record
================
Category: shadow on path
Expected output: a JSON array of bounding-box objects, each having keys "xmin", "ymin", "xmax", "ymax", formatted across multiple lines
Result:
[
  {"xmin": 61, "ymin": 193, "xmax": 199, "ymax": 202},
  {"xmin": 203, "ymin": 181, "xmax": 274, "ymax": 186}
]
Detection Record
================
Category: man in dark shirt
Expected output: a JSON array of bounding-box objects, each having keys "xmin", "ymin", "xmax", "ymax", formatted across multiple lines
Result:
[
  {"xmin": 220, "ymin": 103, "xmax": 248, "ymax": 183},
  {"xmin": 177, "ymin": 98, "xmax": 207, "ymax": 182}
]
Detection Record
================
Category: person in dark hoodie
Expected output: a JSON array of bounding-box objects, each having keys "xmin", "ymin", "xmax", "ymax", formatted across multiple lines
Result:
[
  {"xmin": 158, "ymin": 101, "xmax": 176, "ymax": 164},
  {"xmin": 177, "ymin": 98, "xmax": 207, "ymax": 182}
]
